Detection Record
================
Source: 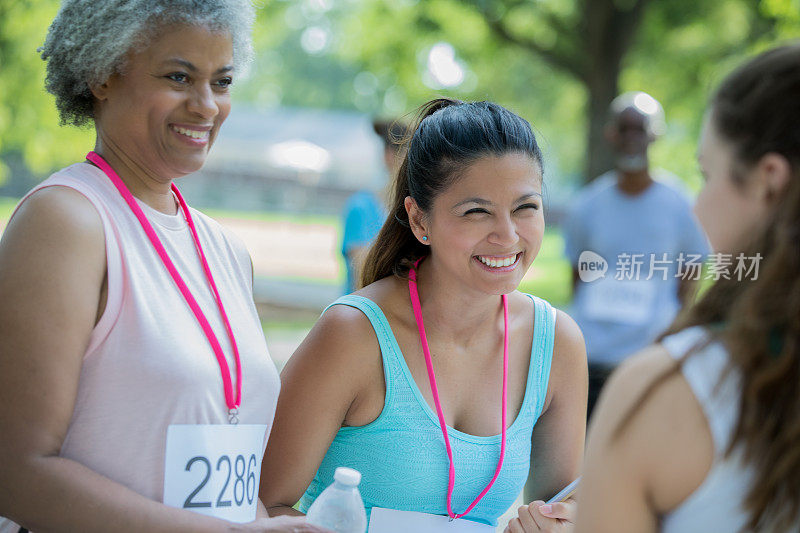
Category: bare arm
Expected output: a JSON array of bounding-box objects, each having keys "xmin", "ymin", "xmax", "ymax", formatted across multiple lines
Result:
[
  {"xmin": 574, "ymin": 346, "xmax": 713, "ymax": 533},
  {"xmin": 259, "ymin": 305, "xmax": 378, "ymax": 516},
  {"xmin": 0, "ymin": 188, "xmax": 316, "ymax": 533},
  {"xmin": 508, "ymin": 311, "xmax": 587, "ymax": 532},
  {"xmin": 524, "ymin": 310, "xmax": 587, "ymax": 503}
]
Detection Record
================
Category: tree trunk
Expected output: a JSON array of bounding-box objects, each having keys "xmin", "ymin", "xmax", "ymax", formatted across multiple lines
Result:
[
  {"xmin": 478, "ymin": 0, "xmax": 651, "ymax": 182},
  {"xmin": 584, "ymin": 63, "xmax": 619, "ymax": 182},
  {"xmin": 580, "ymin": 0, "xmax": 650, "ymax": 182}
]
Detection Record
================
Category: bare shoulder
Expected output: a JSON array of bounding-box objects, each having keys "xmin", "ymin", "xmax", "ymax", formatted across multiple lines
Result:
[
  {"xmin": 290, "ymin": 276, "xmax": 407, "ymax": 374},
  {"xmin": 5, "ymin": 185, "xmax": 104, "ymax": 243},
  {"xmin": 0, "ymin": 186, "xmax": 106, "ymax": 279},
  {"xmin": 587, "ymin": 344, "xmax": 714, "ymax": 512},
  {"xmin": 286, "ymin": 287, "xmax": 385, "ymax": 377},
  {"xmin": 543, "ymin": 308, "xmax": 587, "ymax": 410},
  {"xmin": 550, "ymin": 309, "xmax": 588, "ymax": 383},
  {"xmin": 352, "ymin": 275, "xmax": 412, "ymax": 324},
  {"xmin": 312, "ymin": 300, "xmax": 378, "ymax": 347},
  {"xmin": 514, "ymin": 291, "xmax": 585, "ymax": 356},
  {"xmin": 590, "ymin": 344, "xmax": 684, "ymax": 441},
  {"xmin": 354, "ymin": 275, "xmax": 403, "ymax": 305},
  {"xmin": 552, "ymin": 309, "xmax": 586, "ymax": 360},
  {"xmin": 0, "ymin": 186, "xmax": 108, "ymax": 457},
  {"xmin": 0, "ymin": 184, "xmax": 107, "ymax": 314}
]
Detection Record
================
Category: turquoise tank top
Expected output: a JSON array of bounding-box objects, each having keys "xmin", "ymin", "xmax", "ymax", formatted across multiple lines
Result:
[{"xmin": 298, "ymin": 294, "xmax": 556, "ymax": 526}]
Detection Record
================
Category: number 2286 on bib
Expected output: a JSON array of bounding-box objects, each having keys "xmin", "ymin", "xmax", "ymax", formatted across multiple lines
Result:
[{"xmin": 163, "ymin": 424, "xmax": 268, "ymax": 523}]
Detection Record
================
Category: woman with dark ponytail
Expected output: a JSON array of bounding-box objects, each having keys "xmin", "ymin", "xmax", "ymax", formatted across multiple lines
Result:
[
  {"xmin": 261, "ymin": 98, "xmax": 588, "ymax": 531},
  {"xmin": 575, "ymin": 43, "xmax": 800, "ymax": 533}
]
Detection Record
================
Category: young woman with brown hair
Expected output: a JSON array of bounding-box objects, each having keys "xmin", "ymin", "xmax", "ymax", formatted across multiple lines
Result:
[{"xmin": 575, "ymin": 43, "xmax": 800, "ymax": 533}]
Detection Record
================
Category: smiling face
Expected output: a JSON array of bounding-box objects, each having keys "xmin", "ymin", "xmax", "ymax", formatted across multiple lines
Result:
[
  {"xmin": 92, "ymin": 23, "xmax": 234, "ymax": 179},
  {"xmin": 408, "ymin": 152, "xmax": 544, "ymax": 295}
]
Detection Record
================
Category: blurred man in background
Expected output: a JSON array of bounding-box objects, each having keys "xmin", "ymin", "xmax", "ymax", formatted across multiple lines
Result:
[
  {"xmin": 341, "ymin": 119, "xmax": 407, "ymax": 293},
  {"xmin": 563, "ymin": 92, "xmax": 709, "ymax": 418}
]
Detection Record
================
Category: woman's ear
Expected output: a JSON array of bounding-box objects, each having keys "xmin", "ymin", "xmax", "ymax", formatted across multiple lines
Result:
[
  {"xmin": 754, "ymin": 152, "xmax": 791, "ymax": 204},
  {"xmin": 90, "ymin": 82, "xmax": 108, "ymax": 101},
  {"xmin": 404, "ymin": 196, "xmax": 429, "ymax": 245},
  {"xmin": 89, "ymin": 73, "xmax": 118, "ymax": 101}
]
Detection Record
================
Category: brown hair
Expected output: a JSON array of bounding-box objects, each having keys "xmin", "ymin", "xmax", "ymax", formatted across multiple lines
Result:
[
  {"xmin": 372, "ymin": 119, "xmax": 409, "ymax": 151},
  {"xmin": 617, "ymin": 43, "xmax": 800, "ymax": 531},
  {"xmin": 360, "ymin": 98, "xmax": 543, "ymax": 288}
]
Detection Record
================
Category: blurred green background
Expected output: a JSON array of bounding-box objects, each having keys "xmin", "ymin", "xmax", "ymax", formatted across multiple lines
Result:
[
  {"xmin": 2, "ymin": 0, "xmax": 799, "ymax": 189},
  {"xmin": 0, "ymin": 0, "xmax": 798, "ymax": 367}
]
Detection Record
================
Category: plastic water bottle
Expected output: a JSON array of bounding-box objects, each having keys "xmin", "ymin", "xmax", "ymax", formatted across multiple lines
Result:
[{"xmin": 306, "ymin": 466, "xmax": 367, "ymax": 533}]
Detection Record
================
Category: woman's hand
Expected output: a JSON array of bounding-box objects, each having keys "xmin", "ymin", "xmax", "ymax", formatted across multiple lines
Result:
[
  {"xmin": 243, "ymin": 516, "xmax": 331, "ymax": 532},
  {"xmin": 504, "ymin": 498, "xmax": 576, "ymax": 533}
]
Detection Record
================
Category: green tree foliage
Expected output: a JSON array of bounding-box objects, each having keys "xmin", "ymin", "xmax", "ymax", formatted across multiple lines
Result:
[
  {"xmin": 235, "ymin": 0, "xmax": 363, "ymax": 110},
  {"xmin": 0, "ymin": 0, "xmax": 93, "ymax": 186},
  {"xmin": 1, "ymin": 0, "xmax": 797, "ymax": 188},
  {"xmin": 242, "ymin": 0, "xmax": 797, "ymax": 188}
]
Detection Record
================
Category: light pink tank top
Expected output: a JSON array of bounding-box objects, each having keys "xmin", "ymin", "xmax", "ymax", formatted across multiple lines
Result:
[{"xmin": 0, "ymin": 163, "xmax": 280, "ymax": 531}]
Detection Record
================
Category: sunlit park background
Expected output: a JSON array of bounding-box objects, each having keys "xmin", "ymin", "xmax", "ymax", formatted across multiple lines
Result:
[{"xmin": 1, "ymin": 0, "xmax": 799, "ymax": 373}]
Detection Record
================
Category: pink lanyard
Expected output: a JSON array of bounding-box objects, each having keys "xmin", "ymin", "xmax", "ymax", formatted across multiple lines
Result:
[
  {"xmin": 86, "ymin": 151, "xmax": 243, "ymax": 424},
  {"xmin": 408, "ymin": 258, "xmax": 509, "ymax": 520}
]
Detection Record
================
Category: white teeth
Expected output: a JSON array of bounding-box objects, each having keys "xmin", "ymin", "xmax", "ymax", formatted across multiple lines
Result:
[
  {"xmin": 173, "ymin": 126, "xmax": 209, "ymax": 140},
  {"xmin": 478, "ymin": 254, "xmax": 518, "ymax": 268}
]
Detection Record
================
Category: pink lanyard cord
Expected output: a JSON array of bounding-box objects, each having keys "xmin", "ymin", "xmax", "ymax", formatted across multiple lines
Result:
[
  {"xmin": 86, "ymin": 151, "xmax": 242, "ymax": 415},
  {"xmin": 408, "ymin": 258, "xmax": 508, "ymax": 520}
]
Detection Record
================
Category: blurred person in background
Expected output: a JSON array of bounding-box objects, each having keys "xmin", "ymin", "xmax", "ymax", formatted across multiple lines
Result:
[
  {"xmin": 341, "ymin": 119, "xmax": 407, "ymax": 294},
  {"xmin": 576, "ymin": 43, "xmax": 800, "ymax": 533},
  {"xmin": 0, "ymin": 1, "xmax": 322, "ymax": 532},
  {"xmin": 562, "ymin": 91, "xmax": 708, "ymax": 419},
  {"xmin": 261, "ymin": 99, "xmax": 587, "ymax": 532}
]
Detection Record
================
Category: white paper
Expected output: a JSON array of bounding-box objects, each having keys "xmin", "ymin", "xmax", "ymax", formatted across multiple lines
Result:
[
  {"xmin": 163, "ymin": 424, "xmax": 267, "ymax": 523},
  {"xmin": 369, "ymin": 507, "xmax": 495, "ymax": 533}
]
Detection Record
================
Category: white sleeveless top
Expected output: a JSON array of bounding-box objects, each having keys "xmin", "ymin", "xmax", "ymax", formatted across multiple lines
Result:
[
  {"xmin": 0, "ymin": 163, "xmax": 280, "ymax": 532},
  {"xmin": 660, "ymin": 326, "xmax": 756, "ymax": 533}
]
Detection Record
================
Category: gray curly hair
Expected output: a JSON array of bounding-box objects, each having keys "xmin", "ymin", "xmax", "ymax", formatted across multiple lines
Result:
[{"xmin": 39, "ymin": 0, "xmax": 255, "ymax": 127}]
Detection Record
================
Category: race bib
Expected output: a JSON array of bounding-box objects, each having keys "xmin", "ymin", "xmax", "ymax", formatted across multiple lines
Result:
[
  {"xmin": 582, "ymin": 277, "xmax": 658, "ymax": 326},
  {"xmin": 369, "ymin": 508, "xmax": 494, "ymax": 533},
  {"xmin": 163, "ymin": 424, "xmax": 267, "ymax": 523}
]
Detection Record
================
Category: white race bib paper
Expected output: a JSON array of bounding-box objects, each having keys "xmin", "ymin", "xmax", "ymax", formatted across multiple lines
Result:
[
  {"xmin": 163, "ymin": 424, "xmax": 267, "ymax": 523},
  {"xmin": 582, "ymin": 277, "xmax": 658, "ymax": 326},
  {"xmin": 369, "ymin": 508, "xmax": 495, "ymax": 533}
]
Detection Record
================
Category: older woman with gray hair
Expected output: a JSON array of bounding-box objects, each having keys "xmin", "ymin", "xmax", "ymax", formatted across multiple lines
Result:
[{"xmin": 0, "ymin": 2, "xmax": 323, "ymax": 532}]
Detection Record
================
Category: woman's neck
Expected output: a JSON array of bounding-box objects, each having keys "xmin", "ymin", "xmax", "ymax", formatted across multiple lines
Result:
[
  {"xmin": 412, "ymin": 258, "xmax": 504, "ymax": 346},
  {"xmin": 92, "ymin": 136, "xmax": 178, "ymax": 215}
]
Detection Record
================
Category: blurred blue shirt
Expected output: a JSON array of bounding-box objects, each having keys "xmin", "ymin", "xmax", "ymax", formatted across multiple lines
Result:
[
  {"xmin": 341, "ymin": 190, "xmax": 386, "ymax": 294},
  {"xmin": 563, "ymin": 171, "xmax": 710, "ymax": 366}
]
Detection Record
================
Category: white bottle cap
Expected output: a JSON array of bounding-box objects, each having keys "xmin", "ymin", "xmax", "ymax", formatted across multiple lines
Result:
[{"xmin": 334, "ymin": 466, "xmax": 362, "ymax": 486}]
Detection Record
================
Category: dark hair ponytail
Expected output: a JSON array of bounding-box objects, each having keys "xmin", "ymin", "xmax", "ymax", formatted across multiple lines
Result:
[
  {"xmin": 359, "ymin": 99, "xmax": 449, "ymax": 287},
  {"xmin": 360, "ymin": 98, "xmax": 543, "ymax": 288}
]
